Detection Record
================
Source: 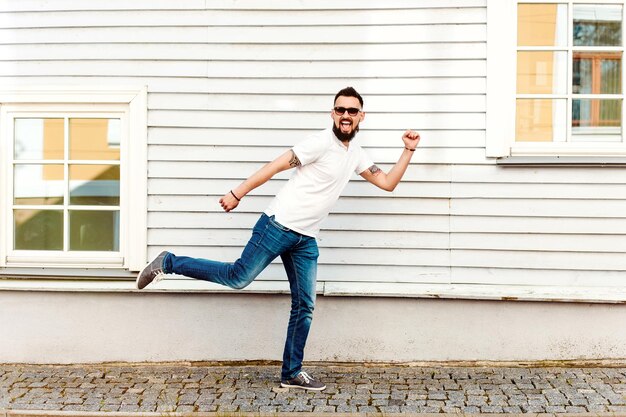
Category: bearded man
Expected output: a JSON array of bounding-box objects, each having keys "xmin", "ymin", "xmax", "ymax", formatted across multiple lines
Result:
[{"xmin": 136, "ymin": 86, "xmax": 420, "ymax": 391}]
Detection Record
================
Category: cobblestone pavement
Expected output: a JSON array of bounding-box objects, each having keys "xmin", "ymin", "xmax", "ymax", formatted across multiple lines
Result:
[{"xmin": 1, "ymin": 363, "xmax": 625, "ymax": 414}]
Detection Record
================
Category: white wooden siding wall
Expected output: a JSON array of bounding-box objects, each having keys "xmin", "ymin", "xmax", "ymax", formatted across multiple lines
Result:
[{"xmin": 1, "ymin": 0, "xmax": 623, "ymax": 293}]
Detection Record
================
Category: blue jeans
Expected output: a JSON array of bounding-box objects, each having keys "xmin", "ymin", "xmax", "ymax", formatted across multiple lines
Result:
[{"xmin": 162, "ymin": 213, "xmax": 319, "ymax": 381}]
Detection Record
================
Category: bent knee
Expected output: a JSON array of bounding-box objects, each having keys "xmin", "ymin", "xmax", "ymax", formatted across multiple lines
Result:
[{"xmin": 230, "ymin": 278, "xmax": 253, "ymax": 290}]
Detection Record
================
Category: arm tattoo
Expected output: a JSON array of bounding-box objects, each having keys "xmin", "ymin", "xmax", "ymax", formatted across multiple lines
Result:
[
  {"xmin": 289, "ymin": 150, "xmax": 302, "ymax": 167},
  {"xmin": 368, "ymin": 164, "xmax": 382, "ymax": 176}
]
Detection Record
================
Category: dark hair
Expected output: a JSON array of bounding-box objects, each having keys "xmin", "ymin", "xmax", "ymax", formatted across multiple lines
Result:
[{"xmin": 334, "ymin": 86, "xmax": 363, "ymax": 108}]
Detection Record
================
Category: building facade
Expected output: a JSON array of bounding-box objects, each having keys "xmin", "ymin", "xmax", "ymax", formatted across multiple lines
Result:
[{"xmin": 0, "ymin": 0, "xmax": 625, "ymax": 364}]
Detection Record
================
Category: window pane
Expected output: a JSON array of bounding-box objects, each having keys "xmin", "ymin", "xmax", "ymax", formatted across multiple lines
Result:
[
  {"xmin": 69, "ymin": 165, "xmax": 120, "ymax": 205},
  {"xmin": 574, "ymin": 52, "xmax": 622, "ymax": 94},
  {"xmin": 14, "ymin": 164, "xmax": 64, "ymax": 205},
  {"xmin": 14, "ymin": 209, "xmax": 63, "ymax": 250},
  {"xmin": 69, "ymin": 118, "xmax": 121, "ymax": 161},
  {"xmin": 69, "ymin": 210, "xmax": 119, "ymax": 251},
  {"xmin": 573, "ymin": 98, "xmax": 622, "ymax": 127},
  {"xmin": 14, "ymin": 118, "xmax": 64, "ymax": 160},
  {"xmin": 517, "ymin": 51, "xmax": 567, "ymax": 94},
  {"xmin": 516, "ymin": 99, "xmax": 567, "ymax": 142},
  {"xmin": 574, "ymin": 4, "xmax": 622, "ymax": 46},
  {"xmin": 572, "ymin": 99, "xmax": 622, "ymax": 141},
  {"xmin": 518, "ymin": 4, "xmax": 568, "ymax": 46}
]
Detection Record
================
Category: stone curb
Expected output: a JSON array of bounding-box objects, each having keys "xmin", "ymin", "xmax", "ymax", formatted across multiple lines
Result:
[{"xmin": 3, "ymin": 412, "xmax": 626, "ymax": 417}]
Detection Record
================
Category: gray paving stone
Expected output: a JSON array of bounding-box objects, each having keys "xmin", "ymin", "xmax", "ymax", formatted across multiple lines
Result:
[
  {"xmin": 2, "ymin": 363, "xmax": 626, "ymax": 414},
  {"xmin": 503, "ymin": 405, "xmax": 523, "ymax": 413},
  {"xmin": 335, "ymin": 404, "xmax": 358, "ymax": 412}
]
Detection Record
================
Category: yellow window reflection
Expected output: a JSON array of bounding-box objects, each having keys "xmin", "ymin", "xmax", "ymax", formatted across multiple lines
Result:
[
  {"xmin": 518, "ymin": 4, "xmax": 567, "ymax": 46},
  {"xmin": 69, "ymin": 118, "xmax": 120, "ymax": 161},
  {"xmin": 516, "ymin": 99, "xmax": 566, "ymax": 142},
  {"xmin": 517, "ymin": 51, "xmax": 567, "ymax": 94}
]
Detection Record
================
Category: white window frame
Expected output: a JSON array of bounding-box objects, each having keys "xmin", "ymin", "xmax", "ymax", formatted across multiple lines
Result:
[
  {"xmin": 0, "ymin": 86, "xmax": 147, "ymax": 271},
  {"xmin": 487, "ymin": 0, "xmax": 626, "ymax": 160}
]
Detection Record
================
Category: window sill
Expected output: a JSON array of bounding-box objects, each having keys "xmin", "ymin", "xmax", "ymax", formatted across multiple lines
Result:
[
  {"xmin": 496, "ymin": 155, "xmax": 626, "ymax": 166},
  {"xmin": 0, "ymin": 267, "xmax": 135, "ymax": 279}
]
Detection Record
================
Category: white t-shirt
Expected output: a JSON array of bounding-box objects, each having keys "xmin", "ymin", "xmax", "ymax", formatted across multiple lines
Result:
[{"xmin": 265, "ymin": 128, "xmax": 373, "ymax": 237}]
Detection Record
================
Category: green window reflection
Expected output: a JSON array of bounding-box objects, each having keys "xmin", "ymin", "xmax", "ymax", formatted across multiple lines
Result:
[
  {"xmin": 14, "ymin": 209, "xmax": 63, "ymax": 250},
  {"xmin": 69, "ymin": 210, "xmax": 120, "ymax": 251}
]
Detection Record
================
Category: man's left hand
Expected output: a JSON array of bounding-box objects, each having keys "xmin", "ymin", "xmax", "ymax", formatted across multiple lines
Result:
[{"xmin": 402, "ymin": 130, "xmax": 420, "ymax": 149}]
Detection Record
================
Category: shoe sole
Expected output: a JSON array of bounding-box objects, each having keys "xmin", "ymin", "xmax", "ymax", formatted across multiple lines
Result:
[{"xmin": 280, "ymin": 382, "xmax": 326, "ymax": 391}]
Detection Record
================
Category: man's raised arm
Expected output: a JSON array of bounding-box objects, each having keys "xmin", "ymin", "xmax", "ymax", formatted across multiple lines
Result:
[{"xmin": 360, "ymin": 130, "xmax": 420, "ymax": 192}]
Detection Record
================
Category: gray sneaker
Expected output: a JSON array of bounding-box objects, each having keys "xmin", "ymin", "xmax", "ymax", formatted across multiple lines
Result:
[
  {"xmin": 136, "ymin": 251, "xmax": 168, "ymax": 289},
  {"xmin": 280, "ymin": 371, "xmax": 326, "ymax": 391}
]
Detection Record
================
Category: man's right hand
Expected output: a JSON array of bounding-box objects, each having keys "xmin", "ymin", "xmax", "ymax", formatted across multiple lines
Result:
[{"xmin": 219, "ymin": 192, "xmax": 240, "ymax": 212}]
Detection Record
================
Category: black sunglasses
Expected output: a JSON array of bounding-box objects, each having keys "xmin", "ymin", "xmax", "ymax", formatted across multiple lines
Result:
[{"xmin": 333, "ymin": 107, "xmax": 361, "ymax": 116}]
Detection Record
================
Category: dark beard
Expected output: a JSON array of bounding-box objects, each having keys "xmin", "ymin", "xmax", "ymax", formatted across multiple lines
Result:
[{"xmin": 332, "ymin": 123, "xmax": 359, "ymax": 142}]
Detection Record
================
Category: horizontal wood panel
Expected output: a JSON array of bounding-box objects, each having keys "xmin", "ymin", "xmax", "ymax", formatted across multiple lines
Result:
[
  {"xmin": 451, "ymin": 215, "xmax": 626, "ymax": 234},
  {"xmin": 148, "ymin": 195, "xmax": 451, "ymax": 215},
  {"xmin": 149, "ymin": 176, "xmax": 626, "ymax": 201},
  {"xmin": 451, "ymin": 233, "xmax": 626, "ymax": 253},
  {"xmin": 0, "ymin": 0, "xmax": 485, "ymax": 12},
  {"xmin": 451, "ymin": 250, "xmax": 626, "ymax": 271},
  {"xmin": 0, "ymin": 8, "xmax": 486, "ymax": 28},
  {"xmin": 148, "ymin": 161, "xmax": 453, "ymax": 182},
  {"xmin": 0, "ymin": 27, "xmax": 207, "ymax": 44},
  {"xmin": 0, "ymin": 43, "xmax": 487, "ymax": 61},
  {"xmin": 147, "ymin": 144, "xmax": 487, "ymax": 164},
  {"xmin": 148, "ymin": 128, "xmax": 485, "ymax": 148},
  {"xmin": 193, "ymin": 77, "xmax": 485, "ymax": 95},
  {"xmin": 149, "ymin": 228, "xmax": 450, "ymax": 249},
  {"xmin": 451, "ymin": 182, "xmax": 626, "ymax": 199},
  {"xmin": 451, "ymin": 267, "xmax": 624, "ymax": 287},
  {"xmin": 148, "ymin": 110, "xmax": 486, "ymax": 131},
  {"xmin": 451, "ymin": 198, "xmax": 626, "ymax": 218},
  {"xmin": 452, "ymin": 165, "xmax": 626, "ymax": 184},
  {"xmin": 0, "ymin": 0, "xmax": 206, "ymax": 12},
  {"xmin": 147, "ymin": 178, "xmax": 451, "ymax": 198},
  {"xmin": 316, "ymin": 265, "xmax": 450, "ymax": 284},
  {"xmin": 150, "ymin": 245, "xmax": 450, "ymax": 267},
  {"xmin": 0, "ymin": 76, "xmax": 487, "ymax": 95},
  {"xmin": 0, "ymin": 59, "xmax": 486, "ymax": 78},
  {"xmin": 147, "ymin": 212, "xmax": 450, "ymax": 232},
  {"xmin": 203, "ymin": 25, "xmax": 486, "ymax": 44},
  {"xmin": 0, "ymin": 24, "xmax": 485, "ymax": 44},
  {"xmin": 219, "ymin": 59, "xmax": 485, "ymax": 78},
  {"xmin": 0, "ymin": 60, "xmax": 207, "ymax": 76},
  {"xmin": 148, "ymin": 93, "xmax": 486, "ymax": 113}
]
